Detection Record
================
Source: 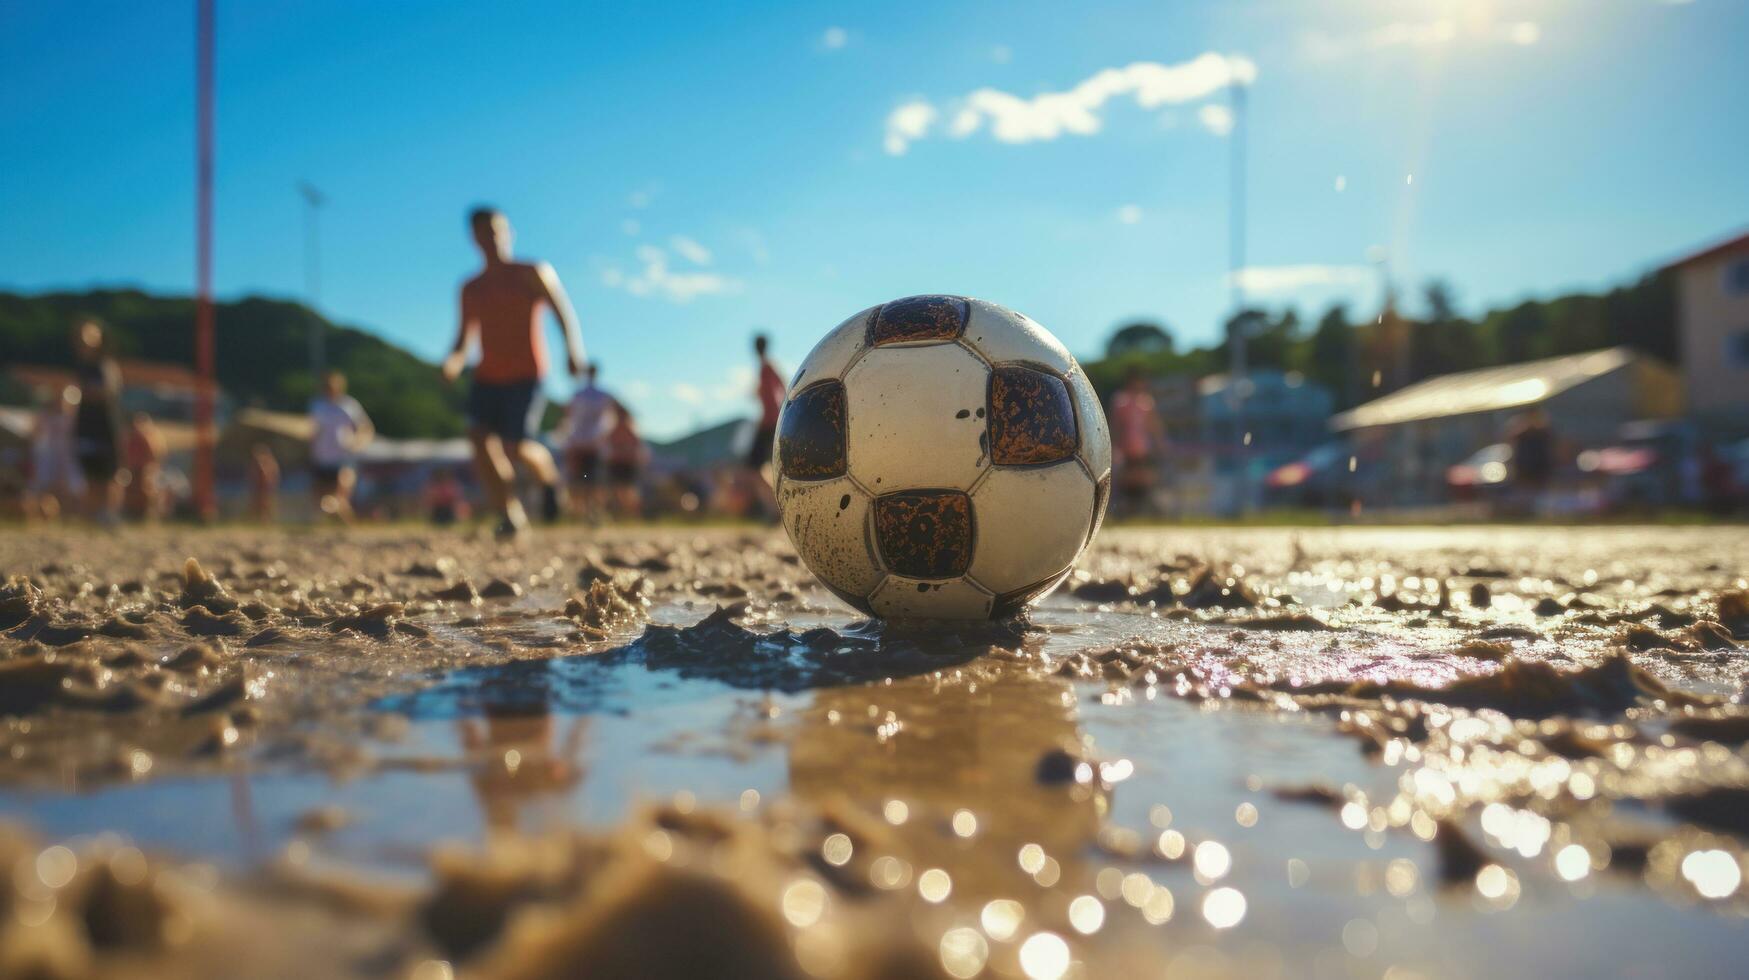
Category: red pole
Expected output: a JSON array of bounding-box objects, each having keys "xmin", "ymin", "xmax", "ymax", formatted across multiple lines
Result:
[{"xmin": 194, "ymin": 0, "xmax": 216, "ymax": 520}]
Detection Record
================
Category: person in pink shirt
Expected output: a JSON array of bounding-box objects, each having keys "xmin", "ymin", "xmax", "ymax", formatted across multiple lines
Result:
[
  {"xmin": 1111, "ymin": 367, "xmax": 1166, "ymax": 513},
  {"xmin": 746, "ymin": 333, "xmax": 785, "ymax": 515}
]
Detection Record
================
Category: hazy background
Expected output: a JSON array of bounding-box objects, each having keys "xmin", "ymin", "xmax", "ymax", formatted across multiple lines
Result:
[{"xmin": 4, "ymin": 0, "xmax": 1746, "ymax": 437}]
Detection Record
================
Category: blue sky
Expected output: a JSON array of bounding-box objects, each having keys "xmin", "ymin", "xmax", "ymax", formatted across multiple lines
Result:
[{"xmin": 4, "ymin": 0, "xmax": 1746, "ymax": 438}]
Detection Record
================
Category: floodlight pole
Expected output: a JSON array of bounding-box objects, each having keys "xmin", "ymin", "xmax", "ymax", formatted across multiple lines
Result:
[
  {"xmin": 1226, "ymin": 78, "xmax": 1249, "ymax": 514},
  {"xmin": 298, "ymin": 182, "xmax": 326, "ymax": 379},
  {"xmin": 193, "ymin": 0, "xmax": 217, "ymax": 521}
]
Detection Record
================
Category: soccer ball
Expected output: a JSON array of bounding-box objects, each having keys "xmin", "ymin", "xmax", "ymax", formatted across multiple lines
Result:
[{"xmin": 774, "ymin": 295, "xmax": 1111, "ymax": 621}]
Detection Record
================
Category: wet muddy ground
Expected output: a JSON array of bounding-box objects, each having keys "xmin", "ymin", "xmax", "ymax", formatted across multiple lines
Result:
[{"xmin": 0, "ymin": 524, "xmax": 1745, "ymax": 978}]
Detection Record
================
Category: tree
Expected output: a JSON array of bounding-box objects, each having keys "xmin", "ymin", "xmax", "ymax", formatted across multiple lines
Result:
[
  {"xmin": 0, "ymin": 289, "xmax": 466, "ymax": 438},
  {"xmin": 1307, "ymin": 304, "xmax": 1356, "ymax": 408},
  {"xmin": 1105, "ymin": 321, "xmax": 1174, "ymax": 359},
  {"xmin": 1487, "ymin": 301, "xmax": 1551, "ymax": 364},
  {"xmin": 1412, "ymin": 279, "xmax": 1484, "ymax": 380}
]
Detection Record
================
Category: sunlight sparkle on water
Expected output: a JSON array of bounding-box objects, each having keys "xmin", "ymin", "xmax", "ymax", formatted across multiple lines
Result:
[
  {"xmin": 1068, "ymin": 895, "xmax": 1105, "ymax": 934},
  {"xmin": 1202, "ymin": 887, "xmax": 1247, "ymax": 928},
  {"xmin": 1681, "ymin": 850, "xmax": 1742, "ymax": 899},
  {"xmin": 919, "ymin": 868, "xmax": 952, "ymax": 903},
  {"xmin": 981, "ymin": 899, "xmax": 1025, "ymax": 940},
  {"xmin": 939, "ymin": 927, "xmax": 988, "ymax": 979},
  {"xmin": 1018, "ymin": 932, "xmax": 1070, "ymax": 980}
]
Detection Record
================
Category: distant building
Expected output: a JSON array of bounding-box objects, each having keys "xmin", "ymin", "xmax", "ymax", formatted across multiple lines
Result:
[
  {"xmin": 1331, "ymin": 347, "xmax": 1682, "ymax": 506},
  {"xmin": 1664, "ymin": 229, "xmax": 1749, "ymax": 432},
  {"xmin": 1198, "ymin": 369, "xmax": 1335, "ymax": 472},
  {"xmin": 6, "ymin": 359, "xmax": 230, "ymax": 425}
]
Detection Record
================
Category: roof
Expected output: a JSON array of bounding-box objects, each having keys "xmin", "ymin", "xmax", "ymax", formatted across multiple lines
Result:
[
  {"xmin": 648, "ymin": 417, "xmax": 750, "ymax": 470},
  {"xmin": 0, "ymin": 407, "xmax": 31, "ymax": 443},
  {"xmin": 229, "ymin": 407, "xmax": 314, "ymax": 441},
  {"xmin": 1197, "ymin": 369, "xmax": 1309, "ymax": 397},
  {"xmin": 7, "ymin": 359, "xmax": 218, "ymax": 395},
  {"xmin": 1662, "ymin": 229, "xmax": 1749, "ymax": 271},
  {"xmin": 356, "ymin": 438, "xmax": 473, "ymax": 464},
  {"xmin": 1331, "ymin": 347, "xmax": 1639, "ymax": 432}
]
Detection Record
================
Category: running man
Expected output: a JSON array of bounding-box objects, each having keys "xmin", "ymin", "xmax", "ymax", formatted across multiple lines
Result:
[
  {"xmin": 746, "ymin": 333, "xmax": 785, "ymax": 516},
  {"xmin": 562, "ymin": 363, "xmax": 614, "ymax": 522},
  {"xmin": 442, "ymin": 206, "xmax": 585, "ymax": 537},
  {"xmin": 310, "ymin": 370, "xmax": 374, "ymax": 522}
]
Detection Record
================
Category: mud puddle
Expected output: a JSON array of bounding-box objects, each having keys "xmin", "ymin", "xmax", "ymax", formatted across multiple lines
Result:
[{"xmin": 1, "ymin": 526, "xmax": 1746, "ymax": 978}]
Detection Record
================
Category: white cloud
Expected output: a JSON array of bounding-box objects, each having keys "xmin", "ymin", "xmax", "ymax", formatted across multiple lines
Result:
[
  {"xmin": 990, "ymin": 44, "xmax": 1012, "ymax": 64},
  {"xmin": 627, "ymin": 189, "xmax": 653, "ymax": 209},
  {"xmin": 669, "ymin": 235, "xmax": 713, "ymax": 265},
  {"xmin": 884, "ymin": 101, "xmax": 938, "ymax": 155},
  {"xmin": 1198, "ymin": 103, "xmax": 1234, "ymax": 137},
  {"xmin": 1230, "ymin": 265, "xmax": 1372, "ymax": 293},
  {"xmin": 1116, "ymin": 204, "xmax": 1142, "ymax": 225},
  {"xmin": 883, "ymin": 52, "xmax": 1255, "ymax": 155},
  {"xmin": 671, "ymin": 382, "xmax": 703, "ymax": 405},
  {"xmin": 1303, "ymin": 18, "xmax": 1540, "ymax": 59},
  {"xmin": 620, "ymin": 218, "xmax": 640, "ymax": 236},
  {"xmin": 822, "ymin": 26, "xmax": 848, "ymax": 50},
  {"xmin": 606, "ymin": 244, "xmax": 742, "ymax": 303},
  {"xmin": 622, "ymin": 380, "xmax": 652, "ymax": 400}
]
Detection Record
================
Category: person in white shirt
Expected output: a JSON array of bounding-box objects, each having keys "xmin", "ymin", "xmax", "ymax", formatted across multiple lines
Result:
[
  {"xmin": 309, "ymin": 370, "xmax": 374, "ymax": 522},
  {"xmin": 562, "ymin": 363, "xmax": 614, "ymax": 521},
  {"xmin": 28, "ymin": 386, "xmax": 85, "ymax": 521}
]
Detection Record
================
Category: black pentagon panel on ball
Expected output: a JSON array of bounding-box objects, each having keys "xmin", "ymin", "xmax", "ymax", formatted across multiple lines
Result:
[
  {"xmin": 872, "ymin": 490, "xmax": 974, "ymax": 579},
  {"xmin": 867, "ymin": 295, "xmax": 969, "ymax": 346},
  {"xmin": 988, "ymin": 366, "xmax": 1078, "ymax": 466},
  {"xmin": 778, "ymin": 380, "xmax": 848, "ymax": 480}
]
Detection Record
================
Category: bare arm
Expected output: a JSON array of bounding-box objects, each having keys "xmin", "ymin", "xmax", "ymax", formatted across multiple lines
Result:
[
  {"xmin": 442, "ymin": 285, "xmax": 477, "ymax": 382},
  {"xmin": 349, "ymin": 400, "xmax": 376, "ymax": 450},
  {"xmin": 535, "ymin": 262, "xmax": 585, "ymax": 375}
]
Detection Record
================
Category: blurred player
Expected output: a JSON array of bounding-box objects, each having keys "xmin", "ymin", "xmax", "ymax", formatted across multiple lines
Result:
[
  {"xmin": 1111, "ymin": 367, "xmax": 1166, "ymax": 515},
  {"xmin": 310, "ymin": 370, "xmax": 374, "ymax": 522},
  {"xmin": 604, "ymin": 399, "xmax": 647, "ymax": 519},
  {"xmin": 248, "ymin": 443, "xmax": 280, "ymax": 522},
  {"xmin": 442, "ymin": 206, "xmax": 586, "ymax": 538},
  {"xmin": 27, "ymin": 386, "xmax": 83, "ymax": 522},
  {"xmin": 70, "ymin": 318, "xmax": 123, "ymax": 523},
  {"xmin": 746, "ymin": 333, "xmax": 785, "ymax": 517},
  {"xmin": 122, "ymin": 411, "xmax": 167, "ymax": 521},
  {"xmin": 562, "ymin": 362, "xmax": 614, "ymax": 522}
]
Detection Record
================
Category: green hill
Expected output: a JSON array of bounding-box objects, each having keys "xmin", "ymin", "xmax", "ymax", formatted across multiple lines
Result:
[{"xmin": 0, "ymin": 288, "xmax": 464, "ymax": 438}]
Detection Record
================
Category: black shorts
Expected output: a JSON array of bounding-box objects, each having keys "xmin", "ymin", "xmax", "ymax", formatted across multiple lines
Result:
[
  {"xmin": 310, "ymin": 464, "xmax": 344, "ymax": 486},
  {"xmin": 607, "ymin": 461, "xmax": 638, "ymax": 486},
  {"xmin": 77, "ymin": 448, "xmax": 118, "ymax": 482},
  {"xmin": 569, "ymin": 448, "xmax": 601, "ymax": 482},
  {"xmin": 468, "ymin": 380, "xmax": 544, "ymax": 445},
  {"xmin": 747, "ymin": 426, "xmax": 777, "ymax": 468}
]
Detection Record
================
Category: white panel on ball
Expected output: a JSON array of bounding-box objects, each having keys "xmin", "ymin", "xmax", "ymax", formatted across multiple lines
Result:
[
  {"xmin": 788, "ymin": 306, "xmax": 877, "ymax": 390},
  {"xmin": 777, "ymin": 477, "xmax": 882, "ymax": 601},
  {"xmin": 963, "ymin": 299, "xmax": 1075, "ymax": 375},
  {"xmin": 967, "ymin": 462, "xmax": 1095, "ymax": 596},
  {"xmin": 843, "ymin": 345, "xmax": 989, "ymax": 492},
  {"xmin": 869, "ymin": 575, "xmax": 993, "ymax": 621},
  {"xmin": 1067, "ymin": 367, "xmax": 1112, "ymax": 479}
]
